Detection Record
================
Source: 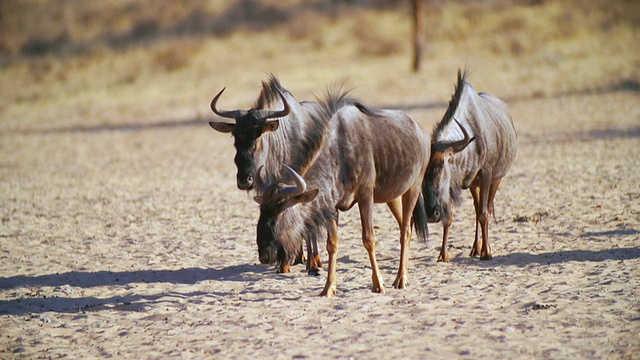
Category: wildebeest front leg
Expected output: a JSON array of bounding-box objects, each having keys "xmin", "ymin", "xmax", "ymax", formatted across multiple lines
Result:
[
  {"xmin": 305, "ymin": 237, "xmax": 322, "ymax": 276},
  {"xmin": 279, "ymin": 242, "xmax": 304, "ymax": 273},
  {"xmin": 320, "ymin": 218, "xmax": 339, "ymax": 297},
  {"xmin": 392, "ymin": 188, "xmax": 420, "ymax": 289},
  {"xmin": 278, "ymin": 263, "xmax": 291, "ymax": 273},
  {"xmin": 296, "ymin": 242, "xmax": 306, "ymax": 265},
  {"xmin": 359, "ymin": 197, "xmax": 385, "ymax": 294}
]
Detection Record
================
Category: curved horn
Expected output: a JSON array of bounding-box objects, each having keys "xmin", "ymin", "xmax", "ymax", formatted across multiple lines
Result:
[
  {"xmin": 255, "ymin": 89, "xmax": 291, "ymax": 120},
  {"xmin": 280, "ymin": 164, "xmax": 307, "ymax": 197},
  {"xmin": 255, "ymin": 166, "xmax": 269, "ymax": 193},
  {"xmin": 210, "ymin": 87, "xmax": 244, "ymax": 120},
  {"xmin": 436, "ymin": 117, "xmax": 475, "ymax": 154}
]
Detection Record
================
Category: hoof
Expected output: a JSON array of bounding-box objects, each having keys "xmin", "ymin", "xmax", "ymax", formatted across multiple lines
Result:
[
  {"xmin": 320, "ymin": 286, "xmax": 336, "ymax": 297},
  {"xmin": 294, "ymin": 254, "xmax": 306, "ymax": 266},
  {"xmin": 392, "ymin": 278, "xmax": 407, "ymax": 290},
  {"xmin": 308, "ymin": 268, "xmax": 322, "ymax": 276},
  {"xmin": 437, "ymin": 253, "xmax": 450, "ymax": 263}
]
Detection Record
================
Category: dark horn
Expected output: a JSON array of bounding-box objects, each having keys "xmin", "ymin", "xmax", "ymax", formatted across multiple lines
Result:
[
  {"xmin": 452, "ymin": 117, "xmax": 475, "ymax": 153},
  {"xmin": 281, "ymin": 164, "xmax": 306, "ymax": 196},
  {"xmin": 255, "ymin": 166, "xmax": 269, "ymax": 193},
  {"xmin": 436, "ymin": 117, "xmax": 474, "ymax": 154},
  {"xmin": 210, "ymin": 87, "xmax": 243, "ymax": 119},
  {"xmin": 255, "ymin": 89, "xmax": 291, "ymax": 120}
]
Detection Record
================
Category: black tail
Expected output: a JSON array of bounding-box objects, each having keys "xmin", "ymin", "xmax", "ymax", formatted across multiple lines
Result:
[{"xmin": 412, "ymin": 193, "xmax": 429, "ymax": 243}]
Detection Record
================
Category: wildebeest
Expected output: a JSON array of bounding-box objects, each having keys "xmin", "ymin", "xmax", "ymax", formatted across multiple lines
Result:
[
  {"xmin": 208, "ymin": 75, "xmax": 358, "ymax": 273},
  {"xmin": 254, "ymin": 103, "xmax": 431, "ymax": 297},
  {"xmin": 423, "ymin": 69, "xmax": 517, "ymax": 262}
]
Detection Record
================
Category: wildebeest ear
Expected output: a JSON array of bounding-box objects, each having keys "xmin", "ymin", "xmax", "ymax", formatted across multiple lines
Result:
[
  {"xmin": 253, "ymin": 195, "xmax": 263, "ymax": 204},
  {"xmin": 209, "ymin": 121, "xmax": 235, "ymax": 133},
  {"xmin": 289, "ymin": 189, "xmax": 319, "ymax": 205},
  {"xmin": 263, "ymin": 120, "xmax": 280, "ymax": 133}
]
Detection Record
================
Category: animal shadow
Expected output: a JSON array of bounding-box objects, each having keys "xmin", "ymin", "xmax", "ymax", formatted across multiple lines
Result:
[{"xmin": 0, "ymin": 264, "xmax": 269, "ymax": 316}]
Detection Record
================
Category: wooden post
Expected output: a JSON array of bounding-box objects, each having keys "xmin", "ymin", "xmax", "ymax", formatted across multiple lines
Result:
[{"xmin": 412, "ymin": 0, "xmax": 426, "ymax": 72}]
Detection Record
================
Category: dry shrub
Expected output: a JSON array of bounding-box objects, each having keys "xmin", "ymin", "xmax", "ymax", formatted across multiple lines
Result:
[
  {"xmin": 498, "ymin": 15, "xmax": 528, "ymax": 34},
  {"xmin": 489, "ymin": 30, "xmax": 542, "ymax": 58},
  {"xmin": 287, "ymin": 9, "xmax": 327, "ymax": 49},
  {"xmin": 117, "ymin": 69, "xmax": 140, "ymax": 86},
  {"xmin": 462, "ymin": 3, "xmax": 490, "ymax": 28},
  {"xmin": 489, "ymin": 13, "xmax": 530, "ymax": 57},
  {"xmin": 28, "ymin": 58, "xmax": 55, "ymax": 83},
  {"xmin": 288, "ymin": 9, "xmax": 320, "ymax": 40},
  {"xmin": 152, "ymin": 38, "xmax": 202, "ymax": 72},
  {"xmin": 555, "ymin": 9, "xmax": 577, "ymax": 37},
  {"xmin": 352, "ymin": 12, "xmax": 402, "ymax": 57}
]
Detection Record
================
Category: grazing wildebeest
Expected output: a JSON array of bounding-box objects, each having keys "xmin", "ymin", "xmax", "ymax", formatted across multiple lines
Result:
[
  {"xmin": 208, "ymin": 75, "xmax": 358, "ymax": 273},
  {"xmin": 423, "ymin": 69, "xmax": 517, "ymax": 262},
  {"xmin": 254, "ymin": 103, "xmax": 431, "ymax": 297}
]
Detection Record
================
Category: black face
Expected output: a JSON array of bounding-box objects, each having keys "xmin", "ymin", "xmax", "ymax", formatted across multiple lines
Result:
[
  {"xmin": 423, "ymin": 154, "xmax": 446, "ymax": 223},
  {"xmin": 232, "ymin": 113, "xmax": 267, "ymax": 190},
  {"xmin": 255, "ymin": 186, "xmax": 290, "ymax": 265},
  {"xmin": 256, "ymin": 212, "xmax": 280, "ymax": 264}
]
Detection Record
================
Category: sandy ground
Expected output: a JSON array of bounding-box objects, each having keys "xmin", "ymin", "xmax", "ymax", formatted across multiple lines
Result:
[{"xmin": 1, "ymin": 88, "xmax": 639, "ymax": 358}]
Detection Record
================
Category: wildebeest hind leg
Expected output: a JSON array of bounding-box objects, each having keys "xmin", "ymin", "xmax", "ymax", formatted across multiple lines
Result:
[
  {"xmin": 469, "ymin": 186, "xmax": 482, "ymax": 257},
  {"xmin": 359, "ymin": 196, "xmax": 385, "ymax": 294},
  {"xmin": 478, "ymin": 172, "xmax": 493, "ymax": 260},
  {"xmin": 387, "ymin": 198, "xmax": 403, "ymax": 228},
  {"xmin": 437, "ymin": 217, "xmax": 452, "ymax": 263},
  {"xmin": 320, "ymin": 218, "xmax": 339, "ymax": 297},
  {"xmin": 393, "ymin": 188, "xmax": 420, "ymax": 289},
  {"xmin": 479, "ymin": 178, "xmax": 502, "ymax": 260},
  {"xmin": 488, "ymin": 179, "xmax": 502, "ymax": 223}
]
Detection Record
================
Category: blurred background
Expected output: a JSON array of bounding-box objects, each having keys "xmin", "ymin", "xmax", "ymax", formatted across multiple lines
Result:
[{"xmin": 0, "ymin": 0, "xmax": 638, "ymax": 131}]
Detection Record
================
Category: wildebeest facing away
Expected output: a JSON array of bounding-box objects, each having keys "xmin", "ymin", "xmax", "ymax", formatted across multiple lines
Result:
[
  {"xmin": 254, "ymin": 103, "xmax": 430, "ymax": 297},
  {"xmin": 423, "ymin": 69, "xmax": 517, "ymax": 262},
  {"xmin": 208, "ymin": 75, "xmax": 359, "ymax": 273}
]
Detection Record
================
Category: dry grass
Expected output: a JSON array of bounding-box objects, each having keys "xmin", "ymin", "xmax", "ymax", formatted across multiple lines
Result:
[{"xmin": 0, "ymin": 0, "xmax": 638, "ymax": 132}]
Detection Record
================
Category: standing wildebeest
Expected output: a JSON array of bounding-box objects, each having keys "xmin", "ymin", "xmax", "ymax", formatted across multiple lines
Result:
[
  {"xmin": 208, "ymin": 75, "xmax": 358, "ymax": 273},
  {"xmin": 423, "ymin": 69, "xmax": 517, "ymax": 262},
  {"xmin": 254, "ymin": 103, "xmax": 431, "ymax": 297}
]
